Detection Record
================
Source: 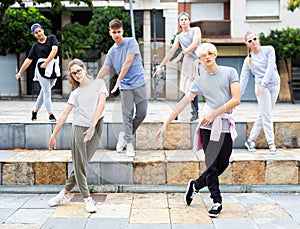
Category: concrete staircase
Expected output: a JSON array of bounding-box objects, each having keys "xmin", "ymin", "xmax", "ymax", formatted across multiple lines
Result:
[{"xmin": 1, "ymin": 120, "xmax": 300, "ymax": 192}]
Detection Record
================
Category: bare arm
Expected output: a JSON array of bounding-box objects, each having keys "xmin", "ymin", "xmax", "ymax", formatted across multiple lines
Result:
[
  {"xmin": 84, "ymin": 92, "xmax": 107, "ymax": 142},
  {"xmin": 153, "ymin": 37, "xmax": 180, "ymax": 77},
  {"xmin": 16, "ymin": 58, "xmax": 33, "ymax": 79},
  {"xmin": 49, "ymin": 103, "xmax": 73, "ymax": 150},
  {"xmin": 97, "ymin": 65, "xmax": 110, "ymax": 79},
  {"xmin": 156, "ymin": 92, "xmax": 197, "ymax": 140},
  {"xmin": 41, "ymin": 46, "xmax": 58, "ymax": 68}
]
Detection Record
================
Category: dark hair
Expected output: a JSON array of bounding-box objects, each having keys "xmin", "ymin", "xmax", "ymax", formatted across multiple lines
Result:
[
  {"xmin": 109, "ymin": 19, "xmax": 123, "ymax": 29},
  {"xmin": 68, "ymin": 58, "xmax": 93, "ymax": 89}
]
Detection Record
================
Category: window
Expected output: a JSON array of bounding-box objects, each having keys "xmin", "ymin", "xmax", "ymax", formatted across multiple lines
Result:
[
  {"xmin": 191, "ymin": 3, "xmax": 224, "ymax": 21},
  {"xmin": 246, "ymin": 0, "xmax": 280, "ymax": 20}
]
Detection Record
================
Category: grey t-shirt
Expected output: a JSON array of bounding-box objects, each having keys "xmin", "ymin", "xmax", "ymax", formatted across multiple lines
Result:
[
  {"xmin": 190, "ymin": 61, "xmax": 239, "ymax": 132},
  {"xmin": 68, "ymin": 79, "xmax": 108, "ymax": 127},
  {"xmin": 177, "ymin": 27, "xmax": 200, "ymax": 59}
]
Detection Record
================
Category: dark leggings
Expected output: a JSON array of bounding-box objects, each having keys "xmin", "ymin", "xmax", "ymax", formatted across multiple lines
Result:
[{"xmin": 194, "ymin": 129, "xmax": 233, "ymax": 204}]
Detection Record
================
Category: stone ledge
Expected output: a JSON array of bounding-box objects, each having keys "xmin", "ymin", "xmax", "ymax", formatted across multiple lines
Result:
[{"xmin": 0, "ymin": 149, "xmax": 299, "ymax": 186}]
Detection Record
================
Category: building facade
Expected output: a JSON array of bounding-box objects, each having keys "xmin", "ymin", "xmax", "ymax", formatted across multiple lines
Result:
[{"xmin": 4, "ymin": 0, "xmax": 299, "ymax": 101}]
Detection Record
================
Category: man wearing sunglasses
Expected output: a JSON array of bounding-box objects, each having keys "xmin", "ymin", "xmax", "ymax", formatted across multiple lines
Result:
[{"xmin": 240, "ymin": 32, "xmax": 280, "ymax": 153}]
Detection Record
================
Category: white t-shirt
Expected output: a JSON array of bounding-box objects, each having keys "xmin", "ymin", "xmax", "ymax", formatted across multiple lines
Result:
[{"xmin": 68, "ymin": 79, "xmax": 108, "ymax": 127}]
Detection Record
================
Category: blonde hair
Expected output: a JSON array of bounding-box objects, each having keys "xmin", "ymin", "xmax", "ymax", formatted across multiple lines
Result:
[
  {"xmin": 244, "ymin": 31, "xmax": 258, "ymax": 67},
  {"xmin": 68, "ymin": 58, "xmax": 93, "ymax": 89},
  {"xmin": 196, "ymin": 43, "xmax": 218, "ymax": 57}
]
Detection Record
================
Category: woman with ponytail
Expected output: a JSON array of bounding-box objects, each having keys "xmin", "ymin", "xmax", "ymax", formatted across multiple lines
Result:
[{"xmin": 240, "ymin": 32, "xmax": 280, "ymax": 153}]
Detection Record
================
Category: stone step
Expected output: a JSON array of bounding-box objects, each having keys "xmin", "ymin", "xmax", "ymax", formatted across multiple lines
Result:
[
  {"xmin": 1, "ymin": 148, "xmax": 299, "ymax": 187},
  {"xmin": 1, "ymin": 120, "xmax": 300, "ymax": 150}
]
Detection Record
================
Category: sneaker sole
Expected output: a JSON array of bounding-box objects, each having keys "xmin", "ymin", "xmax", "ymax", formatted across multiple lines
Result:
[
  {"xmin": 184, "ymin": 179, "xmax": 194, "ymax": 206},
  {"xmin": 208, "ymin": 212, "xmax": 220, "ymax": 218}
]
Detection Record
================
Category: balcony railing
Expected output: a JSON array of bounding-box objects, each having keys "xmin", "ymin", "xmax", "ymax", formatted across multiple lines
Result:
[{"xmin": 191, "ymin": 20, "xmax": 231, "ymax": 38}]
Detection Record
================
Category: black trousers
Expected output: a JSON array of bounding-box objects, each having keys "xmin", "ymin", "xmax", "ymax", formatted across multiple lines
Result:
[{"xmin": 194, "ymin": 129, "xmax": 233, "ymax": 204}]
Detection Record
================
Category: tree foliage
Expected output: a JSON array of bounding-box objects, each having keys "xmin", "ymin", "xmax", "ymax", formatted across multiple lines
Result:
[
  {"xmin": 0, "ymin": 7, "xmax": 52, "ymax": 56},
  {"xmin": 287, "ymin": 0, "xmax": 300, "ymax": 11},
  {"xmin": 0, "ymin": 0, "xmax": 93, "ymax": 28},
  {"xmin": 57, "ymin": 22, "xmax": 95, "ymax": 60},
  {"xmin": 259, "ymin": 27, "xmax": 300, "ymax": 61},
  {"xmin": 89, "ymin": 6, "xmax": 140, "ymax": 54}
]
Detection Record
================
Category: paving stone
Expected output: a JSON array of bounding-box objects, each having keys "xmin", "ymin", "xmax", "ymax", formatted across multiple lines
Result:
[
  {"xmin": 2, "ymin": 162, "xmax": 34, "ymax": 185},
  {"xmin": 104, "ymin": 193, "xmax": 133, "ymax": 205},
  {"xmin": 217, "ymin": 204, "xmax": 249, "ymax": 218},
  {"xmin": 5, "ymin": 209, "xmax": 53, "ymax": 224},
  {"xmin": 236, "ymin": 193, "xmax": 275, "ymax": 205},
  {"xmin": 136, "ymin": 123, "xmax": 164, "ymax": 150},
  {"xmin": 167, "ymin": 193, "xmax": 203, "ymax": 209},
  {"xmin": 34, "ymin": 162, "xmax": 67, "ymax": 185},
  {"xmin": 212, "ymin": 218, "xmax": 259, "ymax": 229},
  {"xmin": 22, "ymin": 194, "xmax": 55, "ymax": 209},
  {"xmin": 130, "ymin": 208, "xmax": 170, "ymax": 224},
  {"xmin": 86, "ymin": 218, "xmax": 128, "ymax": 229},
  {"xmin": 129, "ymin": 224, "xmax": 171, "ymax": 229},
  {"xmin": 132, "ymin": 193, "xmax": 168, "ymax": 209},
  {"xmin": 164, "ymin": 123, "xmax": 191, "ymax": 150},
  {"xmin": 253, "ymin": 218, "xmax": 300, "ymax": 229},
  {"xmin": 247, "ymin": 204, "xmax": 290, "ymax": 218},
  {"xmin": 0, "ymin": 208, "xmax": 16, "ymax": 223},
  {"xmin": 91, "ymin": 203, "xmax": 131, "ymax": 218},
  {"xmin": 0, "ymin": 194, "xmax": 32, "ymax": 209},
  {"xmin": 232, "ymin": 161, "xmax": 265, "ymax": 184},
  {"xmin": 170, "ymin": 207, "xmax": 212, "ymax": 224},
  {"xmin": 0, "ymin": 224, "xmax": 41, "ymax": 228},
  {"xmin": 42, "ymin": 218, "xmax": 88, "ymax": 229},
  {"xmin": 50, "ymin": 203, "xmax": 91, "ymax": 218},
  {"xmin": 167, "ymin": 162, "xmax": 199, "ymax": 184},
  {"xmin": 265, "ymin": 160, "xmax": 298, "ymax": 184}
]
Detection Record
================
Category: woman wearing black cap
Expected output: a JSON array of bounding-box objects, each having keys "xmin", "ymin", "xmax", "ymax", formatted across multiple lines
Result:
[{"xmin": 16, "ymin": 23, "xmax": 60, "ymax": 122}]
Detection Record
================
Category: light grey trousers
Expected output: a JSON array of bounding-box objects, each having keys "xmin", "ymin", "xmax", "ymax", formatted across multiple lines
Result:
[
  {"xmin": 120, "ymin": 84, "xmax": 148, "ymax": 143},
  {"xmin": 65, "ymin": 117, "xmax": 103, "ymax": 198},
  {"xmin": 250, "ymin": 84, "xmax": 280, "ymax": 145},
  {"xmin": 35, "ymin": 76, "xmax": 56, "ymax": 113}
]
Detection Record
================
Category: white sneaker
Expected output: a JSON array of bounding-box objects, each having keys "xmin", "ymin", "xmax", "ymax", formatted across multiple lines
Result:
[
  {"xmin": 84, "ymin": 197, "xmax": 97, "ymax": 213},
  {"xmin": 48, "ymin": 190, "xmax": 69, "ymax": 207},
  {"xmin": 269, "ymin": 145, "xmax": 277, "ymax": 153},
  {"xmin": 126, "ymin": 142, "xmax": 135, "ymax": 157},
  {"xmin": 116, "ymin": 132, "xmax": 126, "ymax": 152}
]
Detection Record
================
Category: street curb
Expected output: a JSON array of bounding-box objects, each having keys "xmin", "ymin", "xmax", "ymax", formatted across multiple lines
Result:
[{"xmin": 0, "ymin": 184, "xmax": 299, "ymax": 194}]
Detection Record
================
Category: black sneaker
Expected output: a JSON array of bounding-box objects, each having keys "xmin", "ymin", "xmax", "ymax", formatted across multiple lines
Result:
[
  {"xmin": 49, "ymin": 114, "xmax": 56, "ymax": 122},
  {"xmin": 31, "ymin": 111, "xmax": 37, "ymax": 121},
  {"xmin": 184, "ymin": 179, "xmax": 198, "ymax": 206},
  {"xmin": 208, "ymin": 203, "xmax": 222, "ymax": 217}
]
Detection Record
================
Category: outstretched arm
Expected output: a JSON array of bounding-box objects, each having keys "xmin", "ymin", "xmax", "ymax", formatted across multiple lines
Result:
[
  {"xmin": 153, "ymin": 37, "xmax": 180, "ymax": 77},
  {"xmin": 49, "ymin": 104, "xmax": 73, "ymax": 151},
  {"xmin": 156, "ymin": 92, "xmax": 197, "ymax": 140},
  {"xmin": 16, "ymin": 58, "xmax": 33, "ymax": 80}
]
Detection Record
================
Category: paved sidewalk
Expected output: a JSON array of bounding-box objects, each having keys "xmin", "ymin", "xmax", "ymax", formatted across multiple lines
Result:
[{"xmin": 0, "ymin": 192, "xmax": 300, "ymax": 228}]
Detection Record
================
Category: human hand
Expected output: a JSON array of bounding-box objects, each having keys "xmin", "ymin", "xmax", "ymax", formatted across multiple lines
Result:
[
  {"xmin": 40, "ymin": 62, "xmax": 47, "ymax": 68},
  {"xmin": 49, "ymin": 135, "xmax": 56, "ymax": 151},
  {"xmin": 111, "ymin": 80, "xmax": 120, "ymax": 93},
  {"xmin": 152, "ymin": 66, "xmax": 162, "ymax": 78},
  {"xmin": 256, "ymin": 86, "xmax": 264, "ymax": 96},
  {"xmin": 171, "ymin": 52, "xmax": 184, "ymax": 64},
  {"xmin": 15, "ymin": 73, "xmax": 21, "ymax": 80},
  {"xmin": 200, "ymin": 113, "xmax": 214, "ymax": 126},
  {"xmin": 155, "ymin": 124, "xmax": 167, "ymax": 141},
  {"xmin": 84, "ymin": 126, "xmax": 95, "ymax": 142}
]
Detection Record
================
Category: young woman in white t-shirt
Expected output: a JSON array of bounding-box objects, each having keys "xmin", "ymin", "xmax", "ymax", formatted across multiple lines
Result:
[{"xmin": 48, "ymin": 59, "xmax": 108, "ymax": 213}]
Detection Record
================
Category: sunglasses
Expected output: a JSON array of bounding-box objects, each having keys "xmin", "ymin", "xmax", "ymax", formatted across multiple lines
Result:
[
  {"xmin": 70, "ymin": 68, "xmax": 82, "ymax": 77},
  {"xmin": 247, "ymin": 37, "xmax": 258, "ymax": 44}
]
